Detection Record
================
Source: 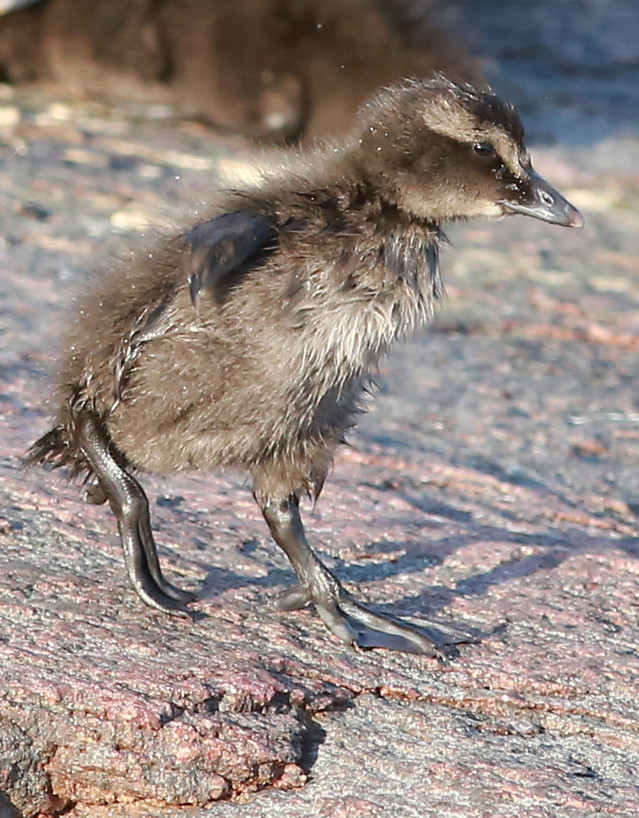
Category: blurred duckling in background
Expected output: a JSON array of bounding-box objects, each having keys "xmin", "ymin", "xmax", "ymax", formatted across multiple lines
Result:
[
  {"xmin": 26, "ymin": 77, "xmax": 583, "ymax": 656},
  {"xmin": 0, "ymin": 0, "xmax": 480, "ymax": 143}
]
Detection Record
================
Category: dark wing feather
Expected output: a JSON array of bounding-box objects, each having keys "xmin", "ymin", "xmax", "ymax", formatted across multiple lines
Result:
[{"xmin": 185, "ymin": 211, "xmax": 276, "ymax": 307}]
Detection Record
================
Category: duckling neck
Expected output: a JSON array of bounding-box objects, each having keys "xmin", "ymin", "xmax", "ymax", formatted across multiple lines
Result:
[
  {"xmin": 316, "ymin": 166, "xmax": 445, "ymax": 300},
  {"xmin": 265, "ymin": 161, "xmax": 446, "ymax": 307}
]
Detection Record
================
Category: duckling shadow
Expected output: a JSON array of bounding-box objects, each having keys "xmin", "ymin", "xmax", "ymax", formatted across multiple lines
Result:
[
  {"xmin": 165, "ymin": 463, "xmax": 637, "ymax": 631},
  {"xmin": 328, "ymin": 520, "xmax": 639, "ymax": 622},
  {"xmin": 193, "ymin": 563, "xmax": 295, "ymax": 601},
  {"xmin": 184, "ymin": 555, "xmax": 479, "ymax": 657}
]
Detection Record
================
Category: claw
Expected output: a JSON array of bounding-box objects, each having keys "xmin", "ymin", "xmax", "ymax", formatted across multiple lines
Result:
[{"xmin": 396, "ymin": 615, "xmax": 477, "ymax": 649}]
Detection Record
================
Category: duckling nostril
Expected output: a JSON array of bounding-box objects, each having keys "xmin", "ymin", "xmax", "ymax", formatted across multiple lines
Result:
[{"xmin": 540, "ymin": 190, "xmax": 554, "ymax": 206}]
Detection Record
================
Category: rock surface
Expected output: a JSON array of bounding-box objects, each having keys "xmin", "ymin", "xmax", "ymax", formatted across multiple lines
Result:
[{"xmin": 1, "ymin": 1, "xmax": 639, "ymax": 816}]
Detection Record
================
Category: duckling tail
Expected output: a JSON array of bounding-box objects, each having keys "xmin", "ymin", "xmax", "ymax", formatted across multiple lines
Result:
[{"xmin": 23, "ymin": 425, "xmax": 74, "ymax": 472}]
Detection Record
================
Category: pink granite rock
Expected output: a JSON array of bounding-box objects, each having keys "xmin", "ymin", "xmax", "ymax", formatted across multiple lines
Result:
[{"xmin": 1, "ymin": 2, "xmax": 639, "ymax": 814}]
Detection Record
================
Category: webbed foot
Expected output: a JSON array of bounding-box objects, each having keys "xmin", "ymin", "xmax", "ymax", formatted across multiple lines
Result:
[
  {"xmin": 271, "ymin": 579, "xmax": 472, "ymax": 657},
  {"xmin": 260, "ymin": 493, "xmax": 473, "ymax": 658}
]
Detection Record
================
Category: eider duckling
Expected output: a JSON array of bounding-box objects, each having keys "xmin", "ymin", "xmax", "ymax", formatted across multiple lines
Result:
[
  {"xmin": 0, "ymin": 0, "xmax": 480, "ymax": 144},
  {"xmin": 26, "ymin": 77, "xmax": 583, "ymax": 656}
]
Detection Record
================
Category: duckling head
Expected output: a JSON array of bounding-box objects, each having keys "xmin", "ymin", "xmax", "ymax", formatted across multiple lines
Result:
[{"xmin": 351, "ymin": 76, "xmax": 583, "ymax": 228}]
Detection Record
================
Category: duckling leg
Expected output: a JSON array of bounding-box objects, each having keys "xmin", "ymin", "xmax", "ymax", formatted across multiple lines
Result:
[
  {"xmin": 75, "ymin": 412, "xmax": 196, "ymax": 613},
  {"xmin": 259, "ymin": 494, "xmax": 465, "ymax": 658}
]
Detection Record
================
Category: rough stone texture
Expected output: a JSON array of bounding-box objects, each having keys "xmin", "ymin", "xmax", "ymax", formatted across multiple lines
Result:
[{"xmin": 1, "ymin": 1, "xmax": 639, "ymax": 816}]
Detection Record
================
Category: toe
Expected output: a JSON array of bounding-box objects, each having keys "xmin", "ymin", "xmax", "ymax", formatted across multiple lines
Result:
[
  {"xmin": 161, "ymin": 582, "xmax": 198, "ymax": 603},
  {"xmin": 131, "ymin": 576, "xmax": 195, "ymax": 617},
  {"xmin": 354, "ymin": 625, "xmax": 442, "ymax": 656},
  {"xmin": 312, "ymin": 593, "xmax": 444, "ymax": 657},
  {"xmin": 269, "ymin": 584, "xmax": 313, "ymax": 612}
]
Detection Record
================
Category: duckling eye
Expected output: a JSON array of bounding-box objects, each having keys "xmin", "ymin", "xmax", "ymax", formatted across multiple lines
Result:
[{"xmin": 472, "ymin": 142, "xmax": 496, "ymax": 158}]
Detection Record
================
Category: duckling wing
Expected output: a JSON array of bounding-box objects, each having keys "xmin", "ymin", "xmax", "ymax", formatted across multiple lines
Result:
[{"xmin": 185, "ymin": 210, "xmax": 276, "ymax": 308}]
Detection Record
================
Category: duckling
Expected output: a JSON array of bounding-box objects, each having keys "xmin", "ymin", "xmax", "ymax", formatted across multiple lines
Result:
[
  {"xmin": 0, "ymin": 0, "xmax": 480, "ymax": 144},
  {"xmin": 26, "ymin": 77, "xmax": 583, "ymax": 657}
]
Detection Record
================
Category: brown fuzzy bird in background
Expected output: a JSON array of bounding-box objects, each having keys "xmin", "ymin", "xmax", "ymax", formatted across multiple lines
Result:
[
  {"xmin": 26, "ymin": 77, "xmax": 583, "ymax": 656},
  {"xmin": 0, "ymin": 0, "xmax": 480, "ymax": 143}
]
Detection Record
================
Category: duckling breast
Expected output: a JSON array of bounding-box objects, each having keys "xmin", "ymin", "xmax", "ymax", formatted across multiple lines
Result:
[
  {"xmin": 69, "ymin": 202, "xmax": 442, "ymax": 475},
  {"xmin": 276, "ymin": 220, "xmax": 443, "ymax": 375}
]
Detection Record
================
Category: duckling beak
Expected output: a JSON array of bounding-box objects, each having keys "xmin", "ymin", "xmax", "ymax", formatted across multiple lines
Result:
[{"xmin": 503, "ymin": 168, "xmax": 585, "ymax": 228}]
